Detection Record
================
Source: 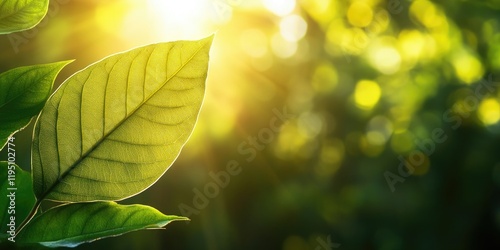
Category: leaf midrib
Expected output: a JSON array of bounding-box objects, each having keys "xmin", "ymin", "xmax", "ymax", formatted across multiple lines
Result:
[{"xmin": 39, "ymin": 41, "xmax": 208, "ymax": 202}]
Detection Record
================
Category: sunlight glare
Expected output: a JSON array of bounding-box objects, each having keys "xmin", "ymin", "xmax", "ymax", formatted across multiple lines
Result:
[
  {"xmin": 279, "ymin": 14, "xmax": 308, "ymax": 42},
  {"xmin": 240, "ymin": 29, "xmax": 268, "ymax": 57},
  {"xmin": 262, "ymin": 0, "xmax": 296, "ymax": 16},
  {"xmin": 271, "ymin": 33, "xmax": 298, "ymax": 58},
  {"xmin": 145, "ymin": 0, "xmax": 212, "ymax": 39}
]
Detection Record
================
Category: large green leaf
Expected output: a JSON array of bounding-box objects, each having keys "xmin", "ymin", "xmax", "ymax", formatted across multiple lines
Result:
[
  {"xmin": 0, "ymin": 0, "xmax": 50, "ymax": 34},
  {"xmin": 0, "ymin": 161, "xmax": 36, "ymax": 241},
  {"xmin": 16, "ymin": 201, "xmax": 188, "ymax": 248},
  {"xmin": 0, "ymin": 61, "xmax": 72, "ymax": 151},
  {"xmin": 33, "ymin": 36, "xmax": 213, "ymax": 202}
]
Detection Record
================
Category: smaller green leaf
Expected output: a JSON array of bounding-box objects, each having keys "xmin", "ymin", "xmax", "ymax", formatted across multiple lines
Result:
[
  {"xmin": 17, "ymin": 201, "xmax": 188, "ymax": 248},
  {"xmin": 0, "ymin": 162, "xmax": 36, "ymax": 241},
  {"xmin": 0, "ymin": 0, "xmax": 50, "ymax": 34},
  {"xmin": 0, "ymin": 61, "xmax": 72, "ymax": 151}
]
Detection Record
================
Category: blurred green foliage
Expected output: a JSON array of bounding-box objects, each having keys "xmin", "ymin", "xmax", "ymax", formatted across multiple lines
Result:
[{"xmin": 1, "ymin": 0, "xmax": 500, "ymax": 249}]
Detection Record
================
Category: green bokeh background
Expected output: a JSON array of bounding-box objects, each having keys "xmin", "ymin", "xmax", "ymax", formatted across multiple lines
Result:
[{"xmin": 1, "ymin": 0, "xmax": 500, "ymax": 249}]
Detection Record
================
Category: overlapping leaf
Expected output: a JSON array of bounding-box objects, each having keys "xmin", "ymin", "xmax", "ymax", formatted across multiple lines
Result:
[
  {"xmin": 0, "ymin": 0, "xmax": 49, "ymax": 34},
  {"xmin": 32, "ymin": 36, "xmax": 213, "ymax": 202},
  {"xmin": 0, "ymin": 61, "xmax": 71, "ymax": 150},
  {"xmin": 16, "ymin": 201, "xmax": 188, "ymax": 248}
]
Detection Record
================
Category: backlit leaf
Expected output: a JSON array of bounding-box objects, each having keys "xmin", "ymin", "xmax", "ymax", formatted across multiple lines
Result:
[
  {"xmin": 16, "ymin": 201, "xmax": 188, "ymax": 248},
  {"xmin": 0, "ymin": 61, "xmax": 72, "ymax": 151},
  {"xmin": 32, "ymin": 36, "xmax": 213, "ymax": 202},
  {"xmin": 0, "ymin": 0, "xmax": 49, "ymax": 34}
]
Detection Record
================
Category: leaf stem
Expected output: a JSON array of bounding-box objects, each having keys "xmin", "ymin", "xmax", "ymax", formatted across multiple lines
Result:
[{"xmin": 15, "ymin": 200, "xmax": 41, "ymax": 236}]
